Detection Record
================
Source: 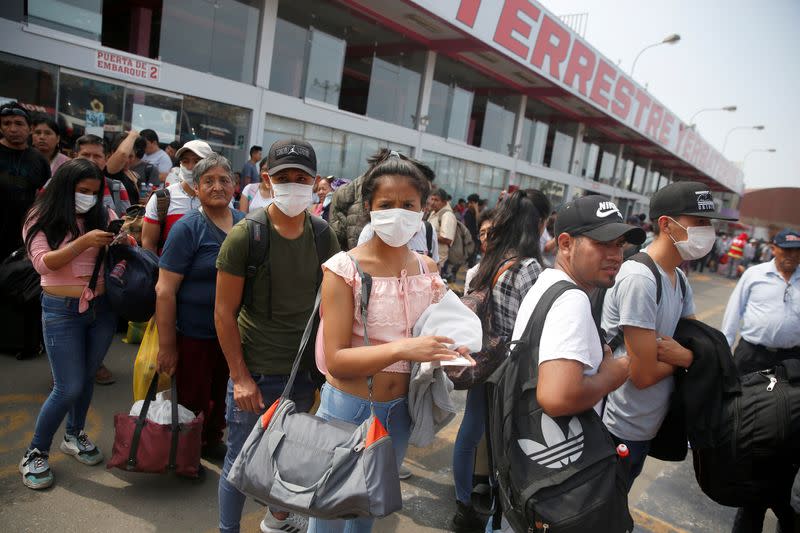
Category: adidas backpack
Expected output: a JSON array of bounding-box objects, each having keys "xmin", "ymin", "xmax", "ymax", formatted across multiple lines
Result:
[{"xmin": 485, "ymin": 280, "xmax": 632, "ymax": 533}]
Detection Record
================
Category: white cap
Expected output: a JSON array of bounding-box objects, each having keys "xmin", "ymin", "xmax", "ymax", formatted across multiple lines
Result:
[{"xmin": 175, "ymin": 140, "xmax": 213, "ymax": 160}]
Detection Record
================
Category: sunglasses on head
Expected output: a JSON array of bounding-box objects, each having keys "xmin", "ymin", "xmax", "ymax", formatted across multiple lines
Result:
[{"xmin": 0, "ymin": 107, "xmax": 29, "ymax": 118}]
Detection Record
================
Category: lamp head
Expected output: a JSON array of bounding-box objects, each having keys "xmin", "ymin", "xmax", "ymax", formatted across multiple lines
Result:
[
  {"xmin": 723, "ymin": 105, "xmax": 737, "ymax": 112},
  {"xmin": 663, "ymin": 33, "xmax": 681, "ymax": 44},
  {"xmin": 753, "ymin": 125, "xmax": 765, "ymax": 130}
]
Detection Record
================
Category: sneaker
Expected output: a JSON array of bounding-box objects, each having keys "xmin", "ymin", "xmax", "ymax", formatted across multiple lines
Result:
[
  {"xmin": 60, "ymin": 431, "xmax": 104, "ymax": 465},
  {"xmin": 260, "ymin": 511, "xmax": 308, "ymax": 533},
  {"xmin": 19, "ymin": 448, "xmax": 54, "ymax": 490},
  {"xmin": 95, "ymin": 364, "xmax": 115, "ymax": 385},
  {"xmin": 398, "ymin": 464, "xmax": 413, "ymax": 480},
  {"xmin": 451, "ymin": 500, "xmax": 486, "ymax": 533}
]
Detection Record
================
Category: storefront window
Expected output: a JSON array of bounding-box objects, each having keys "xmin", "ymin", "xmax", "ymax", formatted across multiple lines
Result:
[
  {"xmin": 180, "ymin": 96, "xmax": 251, "ymax": 170},
  {"xmin": 58, "ymin": 71, "xmax": 125, "ymax": 146},
  {"xmin": 631, "ymin": 165, "xmax": 646, "ymax": 193},
  {"xmin": 428, "ymin": 81, "xmax": 473, "ymax": 142},
  {"xmin": 124, "ymin": 88, "xmax": 182, "ymax": 144},
  {"xmin": 421, "ymin": 151, "xmax": 508, "ymax": 205},
  {"xmin": 598, "ymin": 150, "xmax": 616, "ymax": 185},
  {"xmin": 480, "ymin": 99, "xmax": 515, "ymax": 155},
  {"xmin": 305, "ymin": 28, "xmax": 345, "ymax": 105},
  {"xmin": 160, "ymin": 0, "xmax": 260, "ymax": 84},
  {"xmin": 28, "ymin": 0, "xmax": 102, "ymax": 41},
  {"xmin": 0, "ymin": 52, "xmax": 58, "ymax": 117},
  {"xmin": 263, "ymin": 114, "xmax": 411, "ymax": 180},
  {"xmin": 549, "ymin": 129, "xmax": 573, "ymax": 173}
]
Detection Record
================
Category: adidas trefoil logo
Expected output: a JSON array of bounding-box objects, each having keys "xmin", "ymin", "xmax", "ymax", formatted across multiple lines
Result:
[{"xmin": 518, "ymin": 414, "xmax": 584, "ymax": 469}]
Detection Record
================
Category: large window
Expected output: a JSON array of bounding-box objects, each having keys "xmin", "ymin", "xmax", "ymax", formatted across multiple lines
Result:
[
  {"xmin": 59, "ymin": 71, "xmax": 126, "ymax": 142},
  {"xmin": 421, "ymin": 152, "xmax": 508, "ymax": 205},
  {"xmin": 480, "ymin": 99, "xmax": 516, "ymax": 155},
  {"xmin": 0, "ymin": 52, "xmax": 58, "ymax": 116},
  {"xmin": 263, "ymin": 114, "xmax": 411, "ymax": 180},
  {"xmin": 269, "ymin": 18, "xmax": 307, "ymax": 98},
  {"xmin": 160, "ymin": 0, "xmax": 260, "ymax": 84},
  {"xmin": 365, "ymin": 54, "xmax": 425, "ymax": 129},
  {"xmin": 28, "ymin": 0, "xmax": 103, "ymax": 40}
]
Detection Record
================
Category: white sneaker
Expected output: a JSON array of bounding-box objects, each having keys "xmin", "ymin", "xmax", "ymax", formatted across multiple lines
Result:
[
  {"xmin": 19, "ymin": 448, "xmax": 54, "ymax": 490},
  {"xmin": 260, "ymin": 511, "xmax": 308, "ymax": 533},
  {"xmin": 398, "ymin": 465, "xmax": 413, "ymax": 480},
  {"xmin": 60, "ymin": 431, "xmax": 104, "ymax": 465}
]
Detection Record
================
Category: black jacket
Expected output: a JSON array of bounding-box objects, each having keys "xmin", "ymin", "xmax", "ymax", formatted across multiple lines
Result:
[{"xmin": 648, "ymin": 318, "xmax": 741, "ymax": 460}]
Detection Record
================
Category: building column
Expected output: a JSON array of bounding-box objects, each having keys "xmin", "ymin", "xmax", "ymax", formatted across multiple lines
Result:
[
  {"xmin": 413, "ymin": 50, "xmax": 437, "ymax": 159},
  {"xmin": 250, "ymin": 0, "xmax": 280, "ymax": 150},
  {"xmin": 568, "ymin": 122, "xmax": 587, "ymax": 177},
  {"xmin": 509, "ymin": 94, "xmax": 528, "ymax": 186}
]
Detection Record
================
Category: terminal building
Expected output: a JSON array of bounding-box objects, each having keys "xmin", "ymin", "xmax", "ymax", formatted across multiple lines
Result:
[{"xmin": 0, "ymin": 0, "xmax": 743, "ymax": 217}]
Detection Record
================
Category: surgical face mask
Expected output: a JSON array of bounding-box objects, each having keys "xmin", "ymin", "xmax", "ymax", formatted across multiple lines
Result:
[
  {"xmin": 74, "ymin": 192, "xmax": 97, "ymax": 214},
  {"xmin": 271, "ymin": 182, "xmax": 312, "ymax": 217},
  {"xmin": 370, "ymin": 208, "xmax": 423, "ymax": 247},
  {"xmin": 178, "ymin": 164, "xmax": 194, "ymax": 185},
  {"xmin": 668, "ymin": 218, "xmax": 716, "ymax": 260}
]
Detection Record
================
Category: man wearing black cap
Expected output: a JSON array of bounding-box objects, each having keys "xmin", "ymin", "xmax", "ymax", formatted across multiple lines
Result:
[
  {"xmin": 215, "ymin": 139, "xmax": 339, "ymax": 533},
  {"xmin": 720, "ymin": 227, "xmax": 800, "ymax": 533},
  {"xmin": 510, "ymin": 195, "xmax": 643, "ymax": 419},
  {"xmin": 601, "ymin": 181, "xmax": 737, "ymax": 490}
]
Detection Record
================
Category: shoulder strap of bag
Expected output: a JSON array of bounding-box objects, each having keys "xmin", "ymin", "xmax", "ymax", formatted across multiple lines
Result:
[
  {"xmin": 348, "ymin": 255, "xmax": 378, "ymax": 407},
  {"xmin": 155, "ymin": 188, "xmax": 171, "ymax": 249},
  {"xmin": 310, "ymin": 214, "xmax": 331, "ymax": 288},
  {"xmin": 127, "ymin": 371, "xmax": 161, "ymax": 469},
  {"xmin": 424, "ymin": 221, "xmax": 433, "ymax": 257},
  {"xmin": 629, "ymin": 251, "xmax": 663, "ymax": 305},
  {"xmin": 88, "ymin": 246, "xmax": 107, "ymax": 294},
  {"xmin": 281, "ymin": 289, "xmax": 322, "ymax": 399},
  {"xmin": 243, "ymin": 208, "xmax": 270, "ymax": 310}
]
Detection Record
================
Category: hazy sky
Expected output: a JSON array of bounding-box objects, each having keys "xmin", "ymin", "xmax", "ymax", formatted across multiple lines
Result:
[{"xmin": 539, "ymin": 0, "xmax": 799, "ymax": 190}]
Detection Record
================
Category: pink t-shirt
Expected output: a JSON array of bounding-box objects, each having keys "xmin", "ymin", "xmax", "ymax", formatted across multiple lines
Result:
[
  {"xmin": 315, "ymin": 251, "xmax": 447, "ymax": 375},
  {"xmin": 24, "ymin": 209, "xmax": 118, "ymax": 311}
]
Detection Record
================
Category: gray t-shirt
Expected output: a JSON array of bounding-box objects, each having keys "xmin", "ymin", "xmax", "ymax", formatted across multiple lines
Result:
[{"xmin": 601, "ymin": 256, "xmax": 695, "ymax": 441}]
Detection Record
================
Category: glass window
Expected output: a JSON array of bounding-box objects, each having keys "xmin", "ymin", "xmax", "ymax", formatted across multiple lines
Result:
[
  {"xmin": 421, "ymin": 151, "xmax": 508, "ymax": 205},
  {"xmin": 632, "ymin": 165, "xmax": 645, "ymax": 193},
  {"xmin": 598, "ymin": 150, "xmax": 616, "ymax": 185},
  {"xmin": 480, "ymin": 99, "xmax": 515, "ymax": 155},
  {"xmin": 269, "ymin": 18, "xmax": 307, "ymax": 98},
  {"xmin": 28, "ymin": 0, "xmax": 102, "ymax": 40},
  {"xmin": 366, "ymin": 55, "xmax": 423, "ymax": 129},
  {"xmin": 427, "ymin": 80, "xmax": 449, "ymax": 138},
  {"xmin": 160, "ymin": 0, "xmax": 260, "ymax": 84},
  {"xmin": 0, "ymin": 1, "xmax": 24, "ymax": 22},
  {"xmin": 550, "ymin": 129, "xmax": 573, "ymax": 172},
  {"xmin": 582, "ymin": 144, "xmax": 599, "ymax": 179},
  {"xmin": 180, "ymin": 95, "xmax": 251, "ymax": 171},
  {"xmin": 539, "ymin": 179, "xmax": 566, "ymax": 206},
  {"xmin": 124, "ymin": 88, "xmax": 182, "ymax": 144},
  {"xmin": 0, "ymin": 52, "xmax": 58, "ymax": 116},
  {"xmin": 58, "ymin": 71, "xmax": 125, "ymax": 148},
  {"xmin": 427, "ymin": 81, "xmax": 473, "ymax": 142},
  {"xmin": 305, "ymin": 28, "xmax": 345, "ymax": 106}
]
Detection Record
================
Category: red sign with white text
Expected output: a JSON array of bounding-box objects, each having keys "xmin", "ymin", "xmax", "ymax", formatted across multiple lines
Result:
[
  {"xmin": 95, "ymin": 50, "xmax": 160, "ymax": 83},
  {"xmin": 407, "ymin": 0, "xmax": 743, "ymax": 193}
]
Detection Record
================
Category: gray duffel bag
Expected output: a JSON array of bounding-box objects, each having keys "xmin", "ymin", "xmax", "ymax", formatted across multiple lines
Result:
[{"xmin": 227, "ymin": 264, "xmax": 402, "ymax": 519}]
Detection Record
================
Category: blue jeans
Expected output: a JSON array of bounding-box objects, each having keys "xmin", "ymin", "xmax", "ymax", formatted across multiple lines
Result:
[
  {"xmin": 453, "ymin": 383, "xmax": 486, "ymax": 504},
  {"xmin": 610, "ymin": 434, "xmax": 650, "ymax": 491},
  {"xmin": 218, "ymin": 372, "xmax": 315, "ymax": 533},
  {"xmin": 307, "ymin": 383, "xmax": 411, "ymax": 533},
  {"xmin": 30, "ymin": 293, "xmax": 117, "ymax": 452}
]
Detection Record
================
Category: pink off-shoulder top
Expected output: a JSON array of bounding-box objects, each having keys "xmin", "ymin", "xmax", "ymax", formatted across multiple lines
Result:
[{"xmin": 315, "ymin": 251, "xmax": 448, "ymax": 375}]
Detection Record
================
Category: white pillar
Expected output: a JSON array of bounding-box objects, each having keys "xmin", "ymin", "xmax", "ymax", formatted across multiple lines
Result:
[
  {"xmin": 509, "ymin": 94, "xmax": 528, "ymax": 186},
  {"xmin": 413, "ymin": 50, "xmax": 437, "ymax": 159},
  {"xmin": 250, "ymin": 0, "xmax": 280, "ymax": 150}
]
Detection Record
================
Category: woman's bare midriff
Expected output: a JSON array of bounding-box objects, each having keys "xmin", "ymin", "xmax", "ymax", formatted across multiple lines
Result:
[
  {"xmin": 326, "ymin": 371, "xmax": 409, "ymax": 402},
  {"xmin": 43, "ymin": 279, "xmax": 104, "ymax": 299}
]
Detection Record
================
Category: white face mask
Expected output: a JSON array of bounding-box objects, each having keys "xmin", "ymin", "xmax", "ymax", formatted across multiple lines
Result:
[
  {"xmin": 370, "ymin": 208, "xmax": 423, "ymax": 247},
  {"xmin": 271, "ymin": 182, "xmax": 312, "ymax": 217},
  {"xmin": 178, "ymin": 164, "xmax": 194, "ymax": 185},
  {"xmin": 74, "ymin": 192, "xmax": 97, "ymax": 214},
  {"xmin": 668, "ymin": 218, "xmax": 716, "ymax": 260}
]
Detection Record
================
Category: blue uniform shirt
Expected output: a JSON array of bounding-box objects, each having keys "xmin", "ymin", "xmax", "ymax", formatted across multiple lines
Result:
[
  {"xmin": 160, "ymin": 208, "xmax": 245, "ymax": 339},
  {"xmin": 721, "ymin": 259, "xmax": 800, "ymax": 349}
]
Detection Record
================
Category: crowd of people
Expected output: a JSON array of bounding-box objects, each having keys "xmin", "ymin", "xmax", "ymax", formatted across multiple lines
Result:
[{"xmin": 1, "ymin": 98, "xmax": 798, "ymax": 533}]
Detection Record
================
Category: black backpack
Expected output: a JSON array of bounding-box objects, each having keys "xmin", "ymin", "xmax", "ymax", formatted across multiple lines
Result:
[
  {"xmin": 485, "ymin": 280, "xmax": 632, "ymax": 533},
  {"xmin": 91, "ymin": 243, "xmax": 160, "ymax": 322},
  {"xmin": 242, "ymin": 209, "xmax": 332, "ymax": 313},
  {"xmin": 589, "ymin": 251, "xmax": 686, "ymax": 351}
]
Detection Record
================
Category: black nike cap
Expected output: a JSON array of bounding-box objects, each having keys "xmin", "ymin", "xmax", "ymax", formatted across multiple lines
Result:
[
  {"xmin": 649, "ymin": 181, "xmax": 738, "ymax": 221},
  {"xmin": 555, "ymin": 196, "xmax": 646, "ymax": 245}
]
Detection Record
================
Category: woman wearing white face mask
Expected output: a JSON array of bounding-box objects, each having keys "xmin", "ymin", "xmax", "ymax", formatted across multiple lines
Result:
[
  {"xmin": 20, "ymin": 159, "xmax": 135, "ymax": 490},
  {"xmin": 308, "ymin": 149, "xmax": 475, "ymax": 533}
]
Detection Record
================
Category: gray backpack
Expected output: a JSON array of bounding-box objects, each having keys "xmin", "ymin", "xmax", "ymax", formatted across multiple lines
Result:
[{"xmin": 226, "ymin": 257, "xmax": 402, "ymax": 519}]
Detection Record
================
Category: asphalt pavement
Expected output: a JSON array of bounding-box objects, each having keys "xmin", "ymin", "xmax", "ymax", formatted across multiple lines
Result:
[{"xmin": 0, "ymin": 270, "xmax": 779, "ymax": 532}]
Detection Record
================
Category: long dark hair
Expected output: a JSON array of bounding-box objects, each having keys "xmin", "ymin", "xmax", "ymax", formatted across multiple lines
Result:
[
  {"xmin": 24, "ymin": 158, "xmax": 107, "ymax": 253},
  {"xmin": 470, "ymin": 190, "xmax": 543, "ymax": 293}
]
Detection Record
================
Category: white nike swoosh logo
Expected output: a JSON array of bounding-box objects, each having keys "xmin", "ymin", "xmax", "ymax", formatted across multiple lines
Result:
[{"xmin": 596, "ymin": 208, "xmax": 620, "ymax": 218}]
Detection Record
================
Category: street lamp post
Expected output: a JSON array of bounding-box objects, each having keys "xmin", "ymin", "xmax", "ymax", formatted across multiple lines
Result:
[
  {"xmin": 631, "ymin": 33, "xmax": 681, "ymax": 77},
  {"xmin": 743, "ymin": 148, "xmax": 776, "ymax": 165},
  {"xmin": 722, "ymin": 125, "xmax": 765, "ymax": 154},
  {"xmin": 688, "ymin": 105, "xmax": 737, "ymax": 127}
]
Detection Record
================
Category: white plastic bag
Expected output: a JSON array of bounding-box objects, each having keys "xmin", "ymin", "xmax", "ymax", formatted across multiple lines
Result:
[
  {"xmin": 412, "ymin": 289, "xmax": 483, "ymax": 365},
  {"xmin": 129, "ymin": 390, "xmax": 195, "ymax": 425}
]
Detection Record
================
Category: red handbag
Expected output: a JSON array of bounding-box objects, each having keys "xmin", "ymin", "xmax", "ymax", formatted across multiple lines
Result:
[{"xmin": 107, "ymin": 373, "xmax": 203, "ymax": 477}]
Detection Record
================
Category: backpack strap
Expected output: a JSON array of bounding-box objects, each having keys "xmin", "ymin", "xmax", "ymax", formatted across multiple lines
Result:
[
  {"xmin": 309, "ymin": 214, "xmax": 332, "ymax": 288},
  {"xmin": 628, "ymin": 252, "xmax": 662, "ymax": 305},
  {"xmin": 154, "ymin": 188, "xmax": 171, "ymax": 250},
  {"xmin": 424, "ymin": 221, "xmax": 433, "ymax": 258},
  {"xmin": 243, "ymin": 208, "xmax": 270, "ymax": 311}
]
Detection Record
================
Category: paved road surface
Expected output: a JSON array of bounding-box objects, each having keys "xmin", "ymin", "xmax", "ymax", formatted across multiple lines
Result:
[{"xmin": 0, "ymin": 271, "xmax": 779, "ymax": 532}]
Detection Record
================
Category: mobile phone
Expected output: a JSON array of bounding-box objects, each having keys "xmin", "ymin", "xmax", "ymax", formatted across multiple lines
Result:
[{"xmin": 107, "ymin": 219, "xmax": 124, "ymax": 235}]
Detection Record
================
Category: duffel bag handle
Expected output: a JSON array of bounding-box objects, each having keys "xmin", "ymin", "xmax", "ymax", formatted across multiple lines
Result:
[
  {"xmin": 127, "ymin": 372, "xmax": 161, "ymax": 469},
  {"xmin": 267, "ymin": 430, "xmax": 352, "ymax": 504}
]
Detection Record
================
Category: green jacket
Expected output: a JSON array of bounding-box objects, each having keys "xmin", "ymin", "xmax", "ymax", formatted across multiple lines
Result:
[{"xmin": 329, "ymin": 174, "xmax": 369, "ymax": 251}]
